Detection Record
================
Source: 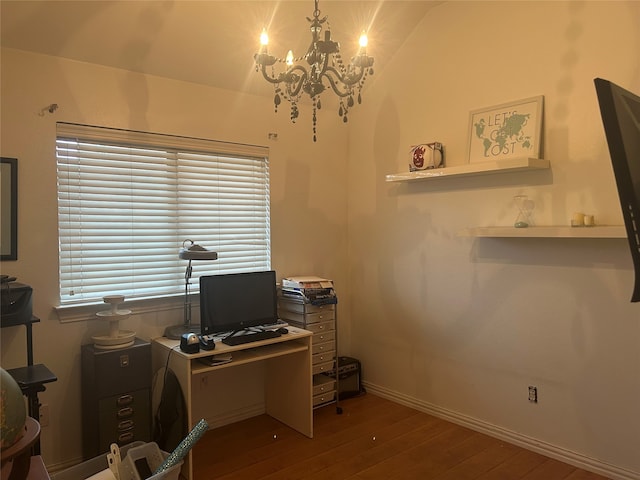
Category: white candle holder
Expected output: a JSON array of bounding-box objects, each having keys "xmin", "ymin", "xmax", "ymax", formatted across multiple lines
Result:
[{"xmin": 571, "ymin": 212, "xmax": 585, "ymax": 227}]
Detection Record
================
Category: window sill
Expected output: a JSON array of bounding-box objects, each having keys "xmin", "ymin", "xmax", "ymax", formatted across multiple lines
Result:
[{"xmin": 55, "ymin": 294, "xmax": 187, "ymax": 323}]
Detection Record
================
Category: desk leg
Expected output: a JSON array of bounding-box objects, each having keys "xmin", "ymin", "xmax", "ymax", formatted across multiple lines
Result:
[{"xmin": 264, "ymin": 337, "xmax": 313, "ymax": 438}]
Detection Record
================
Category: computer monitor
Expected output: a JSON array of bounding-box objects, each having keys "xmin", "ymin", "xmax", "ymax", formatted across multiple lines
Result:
[
  {"xmin": 199, "ymin": 270, "xmax": 278, "ymax": 335},
  {"xmin": 594, "ymin": 77, "xmax": 640, "ymax": 302}
]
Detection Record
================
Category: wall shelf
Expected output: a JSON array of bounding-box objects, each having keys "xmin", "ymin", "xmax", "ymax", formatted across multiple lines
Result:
[
  {"xmin": 385, "ymin": 157, "xmax": 550, "ymax": 183},
  {"xmin": 458, "ymin": 225, "xmax": 627, "ymax": 238}
]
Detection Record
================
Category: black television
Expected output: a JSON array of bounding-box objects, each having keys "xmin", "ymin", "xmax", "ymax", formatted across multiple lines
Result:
[
  {"xmin": 199, "ymin": 270, "xmax": 278, "ymax": 335},
  {"xmin": 594, "ymin": 77, "xmax": 640, "ymax": 302}
]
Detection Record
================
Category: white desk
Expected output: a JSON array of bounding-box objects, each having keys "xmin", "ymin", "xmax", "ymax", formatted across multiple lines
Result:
[{"xmin": 151, "ymin": 327, "xmax": 313, "ymax": 480}]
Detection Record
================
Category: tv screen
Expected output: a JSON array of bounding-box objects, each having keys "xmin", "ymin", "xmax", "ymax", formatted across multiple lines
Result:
[
  {"xmin": 594, "ymin": 77, "xmax": 640, "ymax": 302},
  {"xmin": 200, "ymin": 270, "xmax": 278, "ymax": 335}
]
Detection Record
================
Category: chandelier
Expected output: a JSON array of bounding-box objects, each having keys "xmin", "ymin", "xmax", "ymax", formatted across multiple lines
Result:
[{"xmin": 254, "ymin": 0, "xmax": 374, "ymax": 142}]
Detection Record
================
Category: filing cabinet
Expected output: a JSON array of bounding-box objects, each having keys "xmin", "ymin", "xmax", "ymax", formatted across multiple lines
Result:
[
  {"xmin": 81, "ymin": 338, "xmax": 151, "ymax": 458},
  {"xmin": 278, "ymin": 299, "xmax": 337, "ymax": 408}
]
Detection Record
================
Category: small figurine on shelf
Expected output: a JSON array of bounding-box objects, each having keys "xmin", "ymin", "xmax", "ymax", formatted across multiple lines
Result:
[
  {"xmin": 409, "ymin": 142, "xmax": 444, "ymax": 171},
  {"xmin": 92, "ymin": 295, "xmax": 136, "ymax": 349}
]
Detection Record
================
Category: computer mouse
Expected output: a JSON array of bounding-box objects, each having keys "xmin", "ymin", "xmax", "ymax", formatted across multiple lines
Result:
[
  {"xmin": 276, "ymin": 327, "xmax": 288, "ymax": 335},
  {"xmin": 199, "ymin": 334, "xmax": 216, "ymax": 350}
]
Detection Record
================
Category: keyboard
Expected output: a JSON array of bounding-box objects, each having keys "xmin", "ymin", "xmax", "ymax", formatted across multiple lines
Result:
[
  {"xmin": 222, "ymin": 329, "xmax": 281, "ymax": 346},
  {"xmin": 258, "ymin": 319, "xmax": 289, "ymax": 331}
]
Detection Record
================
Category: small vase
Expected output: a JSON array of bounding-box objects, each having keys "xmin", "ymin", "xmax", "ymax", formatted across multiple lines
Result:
[{"xmin": 514, "ymin": 195, "xmax": 533, "ymax": 228}]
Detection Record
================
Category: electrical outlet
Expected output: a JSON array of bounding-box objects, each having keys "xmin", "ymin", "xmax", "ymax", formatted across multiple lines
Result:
[
  {"xmin": 528, "ymin": 386, "xmax": 538, "ymax": 403},
  {"xmin": 40, "ymin": 404, "xmax": 50, "ymax": 427}
]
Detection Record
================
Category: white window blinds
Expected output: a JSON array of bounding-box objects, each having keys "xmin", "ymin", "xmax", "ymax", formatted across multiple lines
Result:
[{"xmin": 56, "ymin": 123, "xmax": 270, "ymax": 306}]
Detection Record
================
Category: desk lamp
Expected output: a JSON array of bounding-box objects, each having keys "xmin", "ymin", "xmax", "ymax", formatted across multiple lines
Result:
[{"xmin": 164, "ymin": 240, "xmax": 218, "ymax": 340}]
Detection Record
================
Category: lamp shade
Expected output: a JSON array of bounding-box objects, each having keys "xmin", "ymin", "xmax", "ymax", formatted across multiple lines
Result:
[{"xmin": 179, "ymin": 241, "xmax": 218, "ymax": 261}]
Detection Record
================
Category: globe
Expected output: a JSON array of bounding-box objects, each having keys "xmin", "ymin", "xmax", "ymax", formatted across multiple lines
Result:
[{"xmin": 1, "ymin": 367, "xmax": 27, "ymax": 449}]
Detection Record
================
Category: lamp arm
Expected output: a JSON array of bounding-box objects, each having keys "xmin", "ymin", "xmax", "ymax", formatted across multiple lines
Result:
[
  {"xmin": 259, "ymin": 63, "xmax": 307, "ymax": 95},
  {"xmin": 285, "ymin": 67, "xmax": 309, "ymax": 98},
  {"xmin": 184, "ymin": 259, "xmax": 193, "ymax": 328},
  {"xmin": 259, "ymin": 64, "xmax": 284, "ymax": 85},
  {"xmin": 320, "ymin": 69, "xmax": 363, "ymax": 98}
]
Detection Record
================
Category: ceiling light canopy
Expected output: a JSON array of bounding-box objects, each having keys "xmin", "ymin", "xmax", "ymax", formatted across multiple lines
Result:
[{"xmin": 254, "ymin": 0, "xmax": 374, "ymax": 142}]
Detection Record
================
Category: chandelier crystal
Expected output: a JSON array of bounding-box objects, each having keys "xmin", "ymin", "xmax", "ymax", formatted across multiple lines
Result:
[{"xmin": 254, "ymin": 0, "xmax": 374, "ymax": 142}]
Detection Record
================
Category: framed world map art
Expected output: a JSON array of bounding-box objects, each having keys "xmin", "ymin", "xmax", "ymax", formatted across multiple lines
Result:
[{"xmin": 467, "ymin": 96, "xmax": 543, "ymax": 163}]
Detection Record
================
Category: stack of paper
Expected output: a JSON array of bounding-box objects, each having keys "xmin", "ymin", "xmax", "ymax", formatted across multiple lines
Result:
[{"xmin": 280, "ymin": 276, "xmax": 336, "ymax": 305}]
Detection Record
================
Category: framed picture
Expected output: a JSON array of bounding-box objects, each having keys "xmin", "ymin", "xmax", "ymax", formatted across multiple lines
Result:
[
  {"xmin": 467, "ymin": 96, "xmax": 543, "ymax": 163},
  {"xmin": 1, "ymin": 157, "xmax": 18, "ymax": 261}
]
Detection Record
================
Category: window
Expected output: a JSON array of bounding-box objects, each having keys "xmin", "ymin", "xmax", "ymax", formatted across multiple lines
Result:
[{"xmin": 56, "ymin": 123, "xmax": 270, "ymax": 306}]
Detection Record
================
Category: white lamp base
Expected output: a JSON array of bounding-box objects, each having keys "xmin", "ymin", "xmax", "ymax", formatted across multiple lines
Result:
[{"xmin": 164, "ymin": 323, "xmax": 201, "ymax": 340}]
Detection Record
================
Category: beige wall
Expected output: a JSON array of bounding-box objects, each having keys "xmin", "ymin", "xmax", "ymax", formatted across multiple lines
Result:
[
  {"xmin": 2, "ymin": 1, "xmax": 640, "ymax": 478},
  {"xmin": 347, "ymin": 1, "xmax": 639, "ymax": 478},
  {"xmin": 0, "ymin": 48, "xmax": 349, "ymax": 467}
]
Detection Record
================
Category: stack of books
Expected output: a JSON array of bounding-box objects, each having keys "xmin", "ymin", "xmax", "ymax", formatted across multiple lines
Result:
[{"xmin": 280, "ymin": 276, "xmax": 337, "ymax": 305}]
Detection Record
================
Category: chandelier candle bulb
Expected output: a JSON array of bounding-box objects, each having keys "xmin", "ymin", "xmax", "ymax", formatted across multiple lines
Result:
[{"xmin": 359, "ymin": 32, "xmax": 368, "ymax": 51}]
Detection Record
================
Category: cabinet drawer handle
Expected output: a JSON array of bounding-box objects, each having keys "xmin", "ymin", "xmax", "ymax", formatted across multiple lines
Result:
[
  {"xmin": 117, "ymin": 394, "xmax": 133, "ymax": 406},
  {"xmin": 117, "ymin": 407, "xmax": 133, "ymax": 418},
  {"xmin": 118, "ymin": 420, "xmax": 134, "ymax": 430},
  {"xmin": 118, "ymin": 432, "xmax": 134, "ymax": 444}
]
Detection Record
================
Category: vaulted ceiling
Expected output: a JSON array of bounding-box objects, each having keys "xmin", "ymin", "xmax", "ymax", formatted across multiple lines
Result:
[{"xmin": 1, "ymin": 1, "xmax": 440, "ymax": 97}]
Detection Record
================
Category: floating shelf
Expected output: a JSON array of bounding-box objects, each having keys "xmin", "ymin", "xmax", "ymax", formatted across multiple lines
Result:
[
  {"xmin": 385, "ymin": 157, "xmax": 550, "ymax": 183},
  {"xmin": 458, "ymin": 225, "xmax": 627, "ymax": 238}
]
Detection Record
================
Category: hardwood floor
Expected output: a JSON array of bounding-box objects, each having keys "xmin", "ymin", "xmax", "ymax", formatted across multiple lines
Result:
[{"xmin": 192, "ymin": 393, "xmax": 609, "ymax": 479}]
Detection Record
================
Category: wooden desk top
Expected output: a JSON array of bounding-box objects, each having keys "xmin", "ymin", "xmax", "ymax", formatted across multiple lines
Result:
[{"xmin": 153, "ymin": 326, "xmax": 312, "ymax": 359}]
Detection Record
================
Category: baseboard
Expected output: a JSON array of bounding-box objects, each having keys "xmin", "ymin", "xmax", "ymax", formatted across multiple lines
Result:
[
  {"xmin": 363, "ymin": 381, "xmax": 639, "ymax": 480},
  {"xmin": 46, "ymin": 457, "xmax": 85, "ymax": 475}
]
